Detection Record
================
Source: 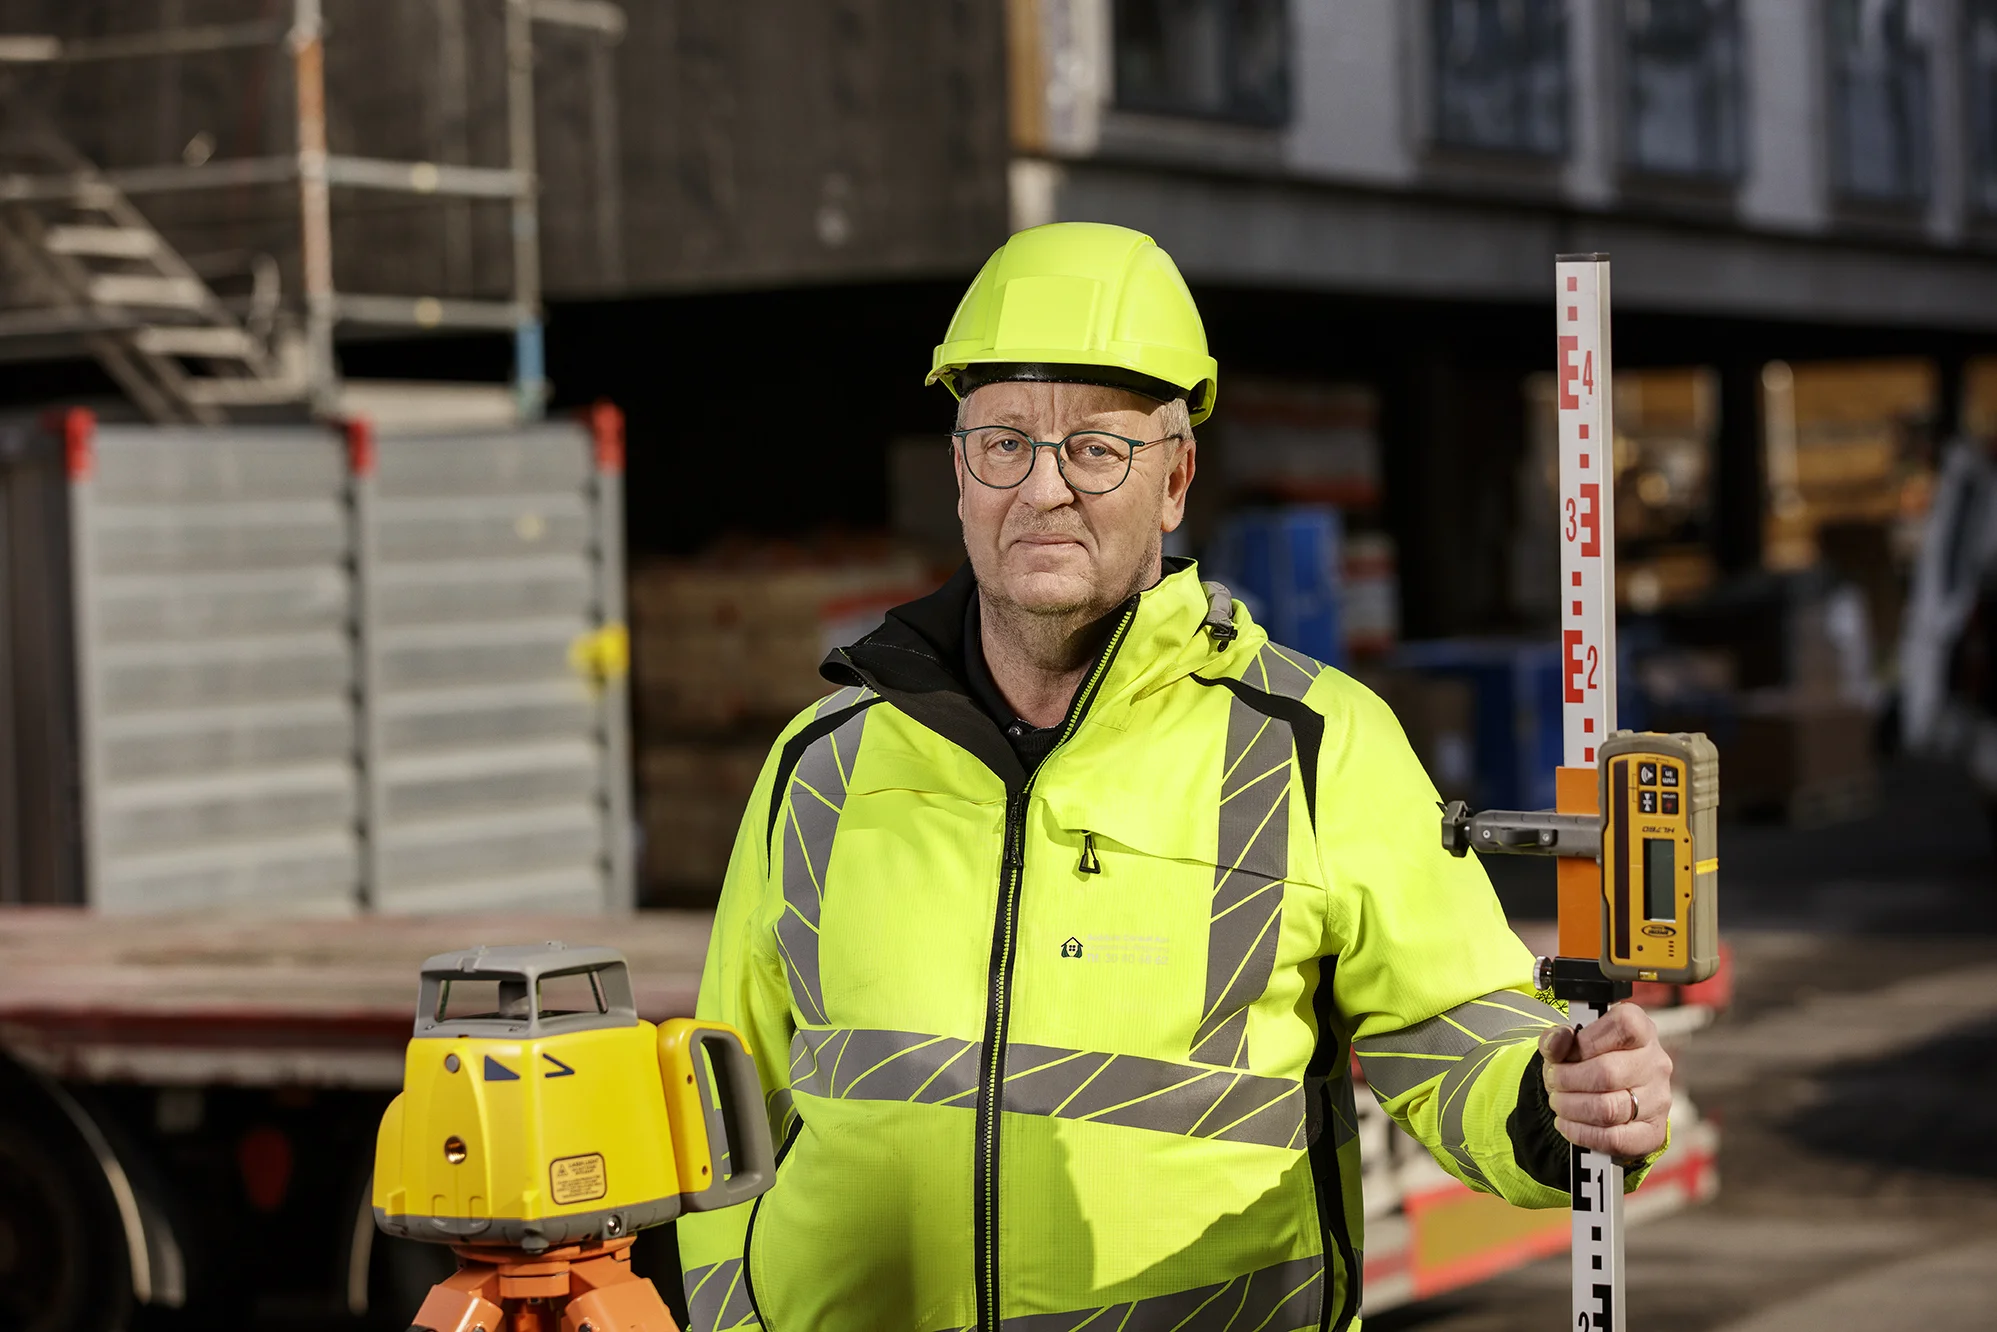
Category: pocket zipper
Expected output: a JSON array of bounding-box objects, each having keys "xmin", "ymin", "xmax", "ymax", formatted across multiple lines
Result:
[{"xmin": 1077, "ymin": 831, "xmax": 1101, "ymax": 875}]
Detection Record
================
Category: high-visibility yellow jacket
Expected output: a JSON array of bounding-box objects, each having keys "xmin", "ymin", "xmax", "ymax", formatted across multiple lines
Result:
[{"xmin": 679, "ymin": 561, "xmax": 1647, "ymax": 1332}]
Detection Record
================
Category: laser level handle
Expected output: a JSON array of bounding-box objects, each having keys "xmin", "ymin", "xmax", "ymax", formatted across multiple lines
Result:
[{"xmin": 658, "ymin": 1019, "xmax": 777, "ymax": 1213}]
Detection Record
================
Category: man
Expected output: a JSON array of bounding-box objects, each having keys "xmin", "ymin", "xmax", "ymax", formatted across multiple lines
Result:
[{"xmin": 678, "ymin": 223, "xmax": 1672, "ymax": 1332}]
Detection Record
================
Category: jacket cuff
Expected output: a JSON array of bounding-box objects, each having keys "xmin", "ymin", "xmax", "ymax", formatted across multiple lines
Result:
[
  {"xmin": 1510, "ymin": 1050, "xmax": 1672, "ymax": 1194},
  {"xmin": 1617, "ymin": 1118, "xmax": 1671, "ymax": 1191},
  {"xmin": 1506, "ymin": 1050, "xmax": 1569, "ymax": 1191}
]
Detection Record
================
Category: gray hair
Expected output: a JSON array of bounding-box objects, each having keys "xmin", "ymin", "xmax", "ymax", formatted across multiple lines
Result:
[{"xmin": 954, "ymin": 391, "xmax": 1195, "ymax": 444}]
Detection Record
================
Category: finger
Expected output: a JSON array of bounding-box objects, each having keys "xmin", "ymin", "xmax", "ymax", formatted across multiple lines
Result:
[
  {"xmin": 1543, "ymin": 1047, "xmax": 1657, "ymax": 1095},
  {"xmin": 1549, "ymin": 1088, "xmax": 1641, "ymax": 1127},
  {"xmin": 1574, "ymin": 1003, "xmax": 1657, "ymax": 1060},
  {"xmin": 1538, "ymin": 1025, "xmax": 1580, "ymax": 1066},
  {"xmin": 1635, "ymin": 1077, "xmax": 1674, "ymax": 1126},
  {"xmin": 1554, "ymin": 1115, "xmax": 1669, "ymax": 1160}
]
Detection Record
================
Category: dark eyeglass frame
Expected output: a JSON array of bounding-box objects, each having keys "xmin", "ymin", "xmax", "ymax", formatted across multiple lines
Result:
[{"xmin": 950, "ymin": 426, "xmax": 1183, "ymax": 496}]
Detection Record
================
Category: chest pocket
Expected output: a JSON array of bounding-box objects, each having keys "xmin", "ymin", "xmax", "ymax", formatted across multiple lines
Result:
[{"xmin": 1045, "ymin": 644, "xmax": 1326, "ymax": 1071}]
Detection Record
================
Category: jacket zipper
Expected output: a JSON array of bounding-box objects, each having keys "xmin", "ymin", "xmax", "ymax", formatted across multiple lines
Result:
[
  {"xmin": 741, "ymin": 1117, "xmax": 802, "ymax": 1328},
  {"xmin": 1077, "ymin": 830, "xmax": 1101, "ymax": 875},
  {"xmin": 973, "ymin": 606, "xmax": 1135, "ymax": 1331}
]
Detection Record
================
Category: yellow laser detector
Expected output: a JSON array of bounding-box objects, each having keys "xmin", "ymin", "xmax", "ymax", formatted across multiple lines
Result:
[
  {"xmin": 1597, "ymin": 730, "xmax": 1719, "ymax": 985},
  {"xmin": 372, "ymin": 942, "xmax": 774, "ymax": 1254}
]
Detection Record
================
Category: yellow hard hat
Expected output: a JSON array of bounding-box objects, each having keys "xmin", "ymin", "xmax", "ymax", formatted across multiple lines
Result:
[{"xmin": 928, "ymin": 222, "xmax": 1219, "ymax": 425}]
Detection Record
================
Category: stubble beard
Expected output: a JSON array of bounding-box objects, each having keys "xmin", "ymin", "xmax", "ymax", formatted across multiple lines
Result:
[{"xmin": 977, "ymin": 525, "xmax": 1163, "ymax": 671}]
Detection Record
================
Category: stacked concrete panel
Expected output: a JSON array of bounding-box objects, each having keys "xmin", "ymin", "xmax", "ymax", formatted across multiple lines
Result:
[
  {"xmin": 50, "ymin": 413, "xmax": 630, "ymax": 914},
  {"xmin": 360, "ymin": 422, "xmax": 629, "ymax": 913}
]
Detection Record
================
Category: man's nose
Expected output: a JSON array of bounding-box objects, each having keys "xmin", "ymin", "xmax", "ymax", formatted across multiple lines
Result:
[{"xmin": 1017, "ymin": 443, "xmax": 1074, "ymax": 508}]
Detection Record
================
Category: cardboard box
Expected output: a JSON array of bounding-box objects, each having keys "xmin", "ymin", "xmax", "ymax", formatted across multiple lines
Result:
[
  {"xmin": 639, "ymin": 741, "xmax": 770, "ymax": 905},
  {"xmin": 1655, "ymin": 693, "xmax": 1878, "ymax": 825},
  {"xmin": 630, "ymin": 554, "xmax": 938, "ymax": 734}
]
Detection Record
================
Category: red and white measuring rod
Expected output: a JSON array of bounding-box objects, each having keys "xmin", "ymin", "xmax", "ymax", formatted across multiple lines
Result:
[
  {"xmin": 1556, "ymin": 252, "xmax": 1624, "ymax": 1332},
  {"xmin": 1558, "ymin": 253, "xmax": 1617, "ymax": 764}
]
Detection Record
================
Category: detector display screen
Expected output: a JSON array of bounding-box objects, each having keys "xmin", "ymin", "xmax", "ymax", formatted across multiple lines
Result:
[{"xmin": 1643, "ymin": 837, "xmax": 1676, "ymax": 921}]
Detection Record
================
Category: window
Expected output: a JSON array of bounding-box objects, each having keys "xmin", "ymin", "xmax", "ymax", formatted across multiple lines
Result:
[
  {"xmin": 1623, "ymin": 0, "xmax": 1743, "ymax": 177},
  {"xmin": 1431, "ymin": 0, "xmax": 1571, "ymax": 157},
  {"xmin": 1113, "ymin": 0, "xmax": 1291, "ymax": 125},
  {"xmin": 1829, "ymin": 0, "xmax": 1935, "ymax": 203},
  {"xmin": 1971, "ymin": 0, "xmax": 1997, "ymax": 212}
]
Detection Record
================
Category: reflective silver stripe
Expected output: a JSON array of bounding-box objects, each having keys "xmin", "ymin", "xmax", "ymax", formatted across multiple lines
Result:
[
  {"xmin": 1007, "ymin": 1041, "xmax": 1304, "ymax": 1149},
  {"xmin": 1353, "ymin": 990, "xmax": 1563, "ymax": 1101},
  {"xmin": 1323, "ymin": 1070, "xmax": 1360, "ymax": 1150},
  {"xmin": 773, "ymin": 694, "xmax": 873, "ymax": 1027},
  {"xmin": 1258, "ymin": 643, "xmax": 1322, "ymax": 698},
  {"xmin": 1435, "ymin": 1038, "xmax": 1509, "ymax": 1192},
  {"xmin": 685, "ymin": 1258, "xmax": 756, "ymax": 1331},
  {"xmin": 1191, "ymin": 645, "xmax": 1319, "ymax": 1069},
  {"xmin": 786, "ymin": 1028, "xmax": 1306, "ymax": 1150},
  {"xmin": 790, "ymin": 1026, "xmax": 982, "ymax": 1106},
  {"xmin": 766, "ymin": 1086, "xmax": 796, "ymax": 1144},
  {"xmin": 1000, "ymin": 1253, "xmax": 1323, "ymax": 1331},
  {"xmin": 1353, "ymin": 990, "xmax": 1562, "ymax": 1189}
]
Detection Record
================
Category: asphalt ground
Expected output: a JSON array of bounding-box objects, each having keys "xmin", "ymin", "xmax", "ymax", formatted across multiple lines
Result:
[{"xmin": 1381, "ymin": 759, "xmax": 1997, "ymax": 1331}]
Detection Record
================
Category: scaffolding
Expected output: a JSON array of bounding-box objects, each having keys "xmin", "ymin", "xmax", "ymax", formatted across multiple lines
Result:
[{"xmin": 0, "ymin": 0, "xmax": 625, "ymax": 424}]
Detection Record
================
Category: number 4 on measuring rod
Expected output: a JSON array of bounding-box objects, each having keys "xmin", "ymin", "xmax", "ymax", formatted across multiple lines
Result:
[{"xmin": 1558, "ymin": 336, "xmax": 1596, "ymax": 408}]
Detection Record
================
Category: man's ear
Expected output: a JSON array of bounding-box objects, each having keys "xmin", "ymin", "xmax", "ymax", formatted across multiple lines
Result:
[
  {"xmin": 951, "ymin": 438, "xmax": 967, "ymax": 522},
  {"xmin": 1160, "ymin": 438, "xmax": 1196, "ymax": 533}
]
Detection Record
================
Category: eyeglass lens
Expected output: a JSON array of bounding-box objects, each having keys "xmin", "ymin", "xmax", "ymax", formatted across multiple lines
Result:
[{"xmin": 959, "ymin": 428, "xmax": 1134, "ymax": 493}]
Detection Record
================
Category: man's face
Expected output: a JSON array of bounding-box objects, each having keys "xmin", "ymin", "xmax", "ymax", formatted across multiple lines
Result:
[{"xmin": 954, "ymin": 381, "xmax": 1196, "ymax": 619}]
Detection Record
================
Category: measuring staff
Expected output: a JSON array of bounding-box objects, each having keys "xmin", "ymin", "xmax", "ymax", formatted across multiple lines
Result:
[{"xmin": 1443, "ymin": 253, "xmax": 1719, "ymax": 1332}]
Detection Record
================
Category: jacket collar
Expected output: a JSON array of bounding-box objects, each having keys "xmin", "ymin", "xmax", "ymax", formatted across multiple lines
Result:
[{"xmin": 822, "ymin": 557, "xmax": 1253, "ymax": 786}]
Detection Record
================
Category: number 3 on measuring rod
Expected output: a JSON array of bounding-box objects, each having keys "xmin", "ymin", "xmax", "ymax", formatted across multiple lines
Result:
[{"xmin": 1564, "ymin": 484, "xmax": 1602, "ymax": 556}]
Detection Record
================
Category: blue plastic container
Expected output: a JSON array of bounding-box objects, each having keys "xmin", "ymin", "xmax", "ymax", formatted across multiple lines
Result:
[
  {"xmin": 1206, "ymin": 506, "xmax": 1345, "ymax": 669},
  {"xmin": 1393, "ymin": 639, "xmax": 1564, "ymax": 812},
  {"xmin": 1392, "ymin": 638, "xmax": 1646, "ymax": 811}
]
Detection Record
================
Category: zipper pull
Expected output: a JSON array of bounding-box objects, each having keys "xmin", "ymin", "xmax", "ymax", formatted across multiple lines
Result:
[
  {"xmin": 1004, "ymin": 795, "xmax": 1026, "ymax": 869},
  {"xmin": 1078, "ymin": 831, "xmax": 1101, "ymax": 875}
]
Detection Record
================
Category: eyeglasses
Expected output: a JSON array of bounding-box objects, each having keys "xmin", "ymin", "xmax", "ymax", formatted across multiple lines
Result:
[{"xmin": 951, "ymin": 426, "xmax": 1182, "ymax": 495}]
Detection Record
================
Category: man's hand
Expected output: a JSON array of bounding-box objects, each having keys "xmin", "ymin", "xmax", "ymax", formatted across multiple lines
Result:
[{"xmin": 1538, "ymin": 1002, "xmax": 1672, "ymax": 1162}]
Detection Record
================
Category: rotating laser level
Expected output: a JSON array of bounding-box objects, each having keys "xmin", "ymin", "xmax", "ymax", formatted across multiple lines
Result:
[{"xmin": 373, "ymin": 942, "xmax": 774, "ymax": 1332}]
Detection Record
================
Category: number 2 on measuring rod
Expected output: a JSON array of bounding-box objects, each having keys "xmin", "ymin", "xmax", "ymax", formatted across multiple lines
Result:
[{"xmin": 1563, "ymin": 635, "xmax": 1600, "ymax": 703}]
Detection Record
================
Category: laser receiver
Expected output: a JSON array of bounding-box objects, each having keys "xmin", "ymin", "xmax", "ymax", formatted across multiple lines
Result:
[
  {"xmin": 1439, "ymin": 730, "xmax": 1719, "ymax": 986},
  {"xmin": 1597, "ymin": 730, "xmax": 1718, "ymax": 985}
]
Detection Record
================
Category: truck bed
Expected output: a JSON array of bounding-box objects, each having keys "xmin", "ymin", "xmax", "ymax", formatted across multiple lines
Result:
[{"xmin": 0, "ymin": 907, "xmax": 713, "ymax": 1087}]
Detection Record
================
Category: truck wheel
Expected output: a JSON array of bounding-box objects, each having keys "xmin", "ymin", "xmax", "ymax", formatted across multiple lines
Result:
[{"xmin": 0, "ymin": 1085, "xmax": 136, "ymax": 1332}]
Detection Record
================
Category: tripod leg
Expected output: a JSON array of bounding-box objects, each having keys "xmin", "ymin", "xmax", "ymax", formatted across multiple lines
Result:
[
  {"xmin": 408, "ymin": 1263, "xmax": 506, "ymax": 1332},
  {"xmin": 561, "ymin": 1247, "xmax": 680, "ymax": 1332}
]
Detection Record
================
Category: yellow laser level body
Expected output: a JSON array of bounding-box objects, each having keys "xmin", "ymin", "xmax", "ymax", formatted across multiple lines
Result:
[
  {"xmin": 1597, "ymin": 730, "xmax": 1718, "ymax": 985},
  {"xmin": 372, "ymin": 943, "xmax": 773, "ymax": 1254}
]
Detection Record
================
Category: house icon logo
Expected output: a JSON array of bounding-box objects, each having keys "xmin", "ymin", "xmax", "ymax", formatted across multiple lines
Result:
[{"xmin": 1060, "ymin": 937, "xmax": 1083, "ymax": 959}]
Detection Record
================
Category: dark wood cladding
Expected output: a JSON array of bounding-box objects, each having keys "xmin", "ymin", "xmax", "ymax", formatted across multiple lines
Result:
[
  {"xmin": 2, "ymin": 0, "xmax": 1010, "ymax": 301},
  {"xmin": 609, "ymin": 0, "xmax": 1010, "ymax": 294}
]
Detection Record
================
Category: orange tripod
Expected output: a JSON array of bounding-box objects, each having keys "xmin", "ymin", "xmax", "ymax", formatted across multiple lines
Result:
[{"xmin": 407, "ymin": 1238, "xmax": 680, "ymax": 1332}]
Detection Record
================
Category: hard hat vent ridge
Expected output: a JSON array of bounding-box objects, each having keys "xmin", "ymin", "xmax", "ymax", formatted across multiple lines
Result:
[{"xmin": 928, "ymin": 222, "xmax": 1218, "ymax": 425}]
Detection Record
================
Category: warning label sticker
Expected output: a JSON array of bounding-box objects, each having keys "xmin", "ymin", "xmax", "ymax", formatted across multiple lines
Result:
[{"xmin": 549, "ymin": 1153, "xmax": 607, "ymax": 1205}]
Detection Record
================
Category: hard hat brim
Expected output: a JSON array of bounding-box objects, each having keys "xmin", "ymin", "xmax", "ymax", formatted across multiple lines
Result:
[{"xmin": 928, "ymin": 357, "xmax": 1217, "ymax": 426}]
